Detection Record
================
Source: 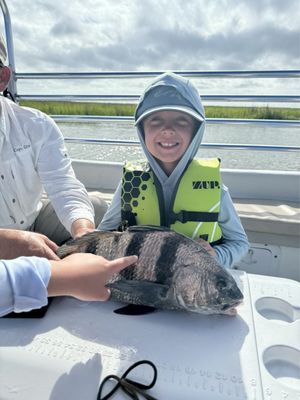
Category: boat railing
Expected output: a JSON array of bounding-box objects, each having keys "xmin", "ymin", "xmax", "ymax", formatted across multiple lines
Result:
[{"xmin": 1, "ymin": 0, "xmax": 299, "ymax": 154}]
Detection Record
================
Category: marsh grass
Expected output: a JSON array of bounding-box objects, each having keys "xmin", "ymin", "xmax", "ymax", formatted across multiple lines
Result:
[{"xmin": 20, "ymin": 101, "xmax": 300, "ymax": 120}]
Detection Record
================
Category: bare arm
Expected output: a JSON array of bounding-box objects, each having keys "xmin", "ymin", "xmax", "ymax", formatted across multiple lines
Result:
[
  {"xmin": 71, "ymin": 218, "xmax": 95, "ymax": 238},
  {"xmin": 0, "ymin": 229, "xmax": 59, "ymax": 260},
  {"xmin": 48, "ymin": 253, "xmax": 138, "ymax": 301}
]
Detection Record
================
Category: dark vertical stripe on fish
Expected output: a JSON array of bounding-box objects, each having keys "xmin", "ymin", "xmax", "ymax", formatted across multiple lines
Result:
[
  {"xmin": 154, "ymin": 235, "xmax": 179, "ymax": 283},
  {"xmin": 125, "ymin": 232, "xmax": 147, "ymax": 257},
  {"xmin": 86, "ymin": 241, "xmax": 98, "ymax": 254},
  {"xmin": 110, "ymin": 234, "xmax": 120, "ymax": 258},
  {"xmin": 122, "ymin": 232, "xmax": 147, "ymax": 279}
]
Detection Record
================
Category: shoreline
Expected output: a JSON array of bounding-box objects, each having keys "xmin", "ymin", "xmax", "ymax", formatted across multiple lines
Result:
[{"xmin": 20, "ymin": 100, "xmax": 300, "ymax": 120}]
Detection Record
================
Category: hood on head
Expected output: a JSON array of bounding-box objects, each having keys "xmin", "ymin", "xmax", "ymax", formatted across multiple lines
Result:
[
  {"xmin": 135, "ymin": 72, "xmax": 205, "ymax": 126},
  {"xmin": 134, "ymin": 72, "xmax": 206, "ymax": 177},
  {"xmin": 135, "ymin": 86, "xmax": 204, "ymax": 125}
]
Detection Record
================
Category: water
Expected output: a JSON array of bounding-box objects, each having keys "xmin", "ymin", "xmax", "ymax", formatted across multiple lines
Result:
[{"xmin": 58, "ymin": 121, "xmax": 300, "ymax": 171}]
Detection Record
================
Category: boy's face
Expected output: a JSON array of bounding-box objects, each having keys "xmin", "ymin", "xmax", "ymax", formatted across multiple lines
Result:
[{"xmin": 143, "ymin": 110, "xmax": 196, "ymax": 175}]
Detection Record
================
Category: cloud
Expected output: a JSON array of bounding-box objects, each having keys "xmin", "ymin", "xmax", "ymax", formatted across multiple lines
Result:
[
  {"xmin": 2, "ymin": 0, "xmax": 299, "ymax": 74},
  {"xmin": 51, "ymin": 19, "xmax": 82, "ymax": 37}
]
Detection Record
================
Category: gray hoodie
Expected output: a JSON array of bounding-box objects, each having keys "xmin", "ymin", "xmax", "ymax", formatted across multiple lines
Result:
[{"xmin": 99, "ymin": 73, "xmax": 249, "ymax": 268}]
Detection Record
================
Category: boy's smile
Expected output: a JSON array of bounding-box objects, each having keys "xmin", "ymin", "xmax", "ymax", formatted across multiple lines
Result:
[{"xmin": 143, "ymin": 110, "xmax": 197, "ymax": 175}]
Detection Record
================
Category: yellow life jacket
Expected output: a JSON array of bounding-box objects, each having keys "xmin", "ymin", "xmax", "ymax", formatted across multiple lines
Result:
[{"xmin": 121, "ymin": 159, "xmax": 222, "ymax": 244}]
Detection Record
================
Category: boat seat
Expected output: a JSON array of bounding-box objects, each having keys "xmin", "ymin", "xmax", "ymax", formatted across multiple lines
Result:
[
  {"xmin": 89, "ymin": 190, "xmax": 300, "ymax": 247},
  {"xmin": 233, "ymin": 199, "xmax": 299, "ymax": 247}
]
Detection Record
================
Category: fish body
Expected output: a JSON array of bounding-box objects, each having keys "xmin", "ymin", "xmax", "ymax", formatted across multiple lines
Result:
[{"xmin": 57, "ymin": 226, "xmax": 243, "ymax": 315}]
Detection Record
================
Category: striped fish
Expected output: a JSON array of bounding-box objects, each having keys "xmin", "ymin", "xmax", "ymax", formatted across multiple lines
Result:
[{"xmin": 56, "ymin": 226, "xmax": 243, "ymax": 315}]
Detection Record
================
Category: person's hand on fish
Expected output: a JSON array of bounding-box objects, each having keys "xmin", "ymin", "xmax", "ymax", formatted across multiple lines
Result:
[
  {"xmin": 71, "ymin": 218, "xmax": 96, "ymax": 239},
  {"xmin": 48, "ymin": 253, "xmax": 138, "ymax": 301},
  {"xmin": 196, "ymin": 238, "xmax": 217, "ymax": 258},
  {"xmin": 0, "ymin": 229, "xmax": 59, "ymax": 260}
]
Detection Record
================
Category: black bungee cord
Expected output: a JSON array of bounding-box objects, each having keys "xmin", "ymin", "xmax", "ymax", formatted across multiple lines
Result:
[{"xmin": 97, "ymin": 359, "xmax": 158, "ymax": 400}]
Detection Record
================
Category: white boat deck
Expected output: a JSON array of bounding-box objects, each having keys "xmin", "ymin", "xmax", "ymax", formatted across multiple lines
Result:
[{"xmin": 1, "ymin": 271, "xmax": 300, "ymax": 400}]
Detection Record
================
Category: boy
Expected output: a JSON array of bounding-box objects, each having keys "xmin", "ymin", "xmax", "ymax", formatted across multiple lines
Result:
[{"xmin": 99, "ymin": 72, "xmax": 249, "ymax": 268}]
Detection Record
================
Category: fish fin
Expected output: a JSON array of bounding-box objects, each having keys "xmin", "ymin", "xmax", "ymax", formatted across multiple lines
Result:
[
  {"xmin": 107, "ymin": 280, "xmax": 169, "ymax": 305},
  {"xmin": 56, "ymin": 230, "xmax": 121, "ymax": 258},
  {"xmin": 127, "ymin": 225, "xmax": 171, "ymax": 233},
  {"xmin": 113, "ymin": 304, "xmax": 156, "ymax": 315}
]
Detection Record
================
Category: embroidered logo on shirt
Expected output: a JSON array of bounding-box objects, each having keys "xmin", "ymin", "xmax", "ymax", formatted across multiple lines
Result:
[{"xmin": 13, "ymin": 144, "xmax": 31, "ymax": 153}]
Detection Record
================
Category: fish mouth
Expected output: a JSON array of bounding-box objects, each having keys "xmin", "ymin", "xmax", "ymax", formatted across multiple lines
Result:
[{"xmin": 221, "ymin": 299, "xmax": 243, "ymax": 313}]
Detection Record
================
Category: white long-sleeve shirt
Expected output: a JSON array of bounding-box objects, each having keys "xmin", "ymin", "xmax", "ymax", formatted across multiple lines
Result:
[
  {"xmin": 0, "ymin": 96, "xmax": 94, "ymax": 233},
  {"xmin": 0, "ymin": 257, "xmax": 51, "ymax": 317}
]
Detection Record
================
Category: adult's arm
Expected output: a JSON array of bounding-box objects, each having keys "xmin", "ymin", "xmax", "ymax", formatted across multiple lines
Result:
[
  {"xmin": 36, "ymin": 114, "xmax": 95, "ymax": 235},
  {"xmin": 71, "ymin": 218, "xmax": 95, "ymax": 238}
]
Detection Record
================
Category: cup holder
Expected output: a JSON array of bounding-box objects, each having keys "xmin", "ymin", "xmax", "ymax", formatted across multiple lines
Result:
[
  {"xmin": 263, "ymin": 346, "xmax": 300, "ymax": 390},
  {"xmin": 255, "ymin": 297, "xmax": 297, "ymax": 323}
]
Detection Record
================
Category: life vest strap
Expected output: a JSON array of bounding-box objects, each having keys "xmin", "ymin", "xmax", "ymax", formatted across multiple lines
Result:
[
  {"xmin": 210, "ymin": 237, "xmax": 223, "ymax": 246},
  {"xmin": 169, "ymin": 210, "xmax": 219, "ymax": 224}
]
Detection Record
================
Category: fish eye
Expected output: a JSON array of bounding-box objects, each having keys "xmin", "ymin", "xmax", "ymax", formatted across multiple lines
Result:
[{"xmin": 216, "ymin": 278, "xmax": 227, "ymax": 291}]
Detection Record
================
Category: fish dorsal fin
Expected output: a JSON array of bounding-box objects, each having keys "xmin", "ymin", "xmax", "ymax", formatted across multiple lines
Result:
[
  {"xmin": 56, "ymin": 230, "xmax": 121, "ymax": 258},
  {"xmin": 127, "ymin": 225, "xmax": 192, "ymax": 244},
  {"xmin": 127, "ymin": 225, "xmax": 171, "ymax": 233}
]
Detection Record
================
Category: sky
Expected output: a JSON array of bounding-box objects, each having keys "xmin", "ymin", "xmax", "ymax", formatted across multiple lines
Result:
[{"xmin": 1, "ymin": 0, "xmax": 300, "ymax": 98}]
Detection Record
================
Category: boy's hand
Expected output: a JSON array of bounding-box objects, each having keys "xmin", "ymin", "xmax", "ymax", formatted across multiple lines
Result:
[{"xmin": 197, "ymin": 238, "xmax": 217, "ymax": 258}]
